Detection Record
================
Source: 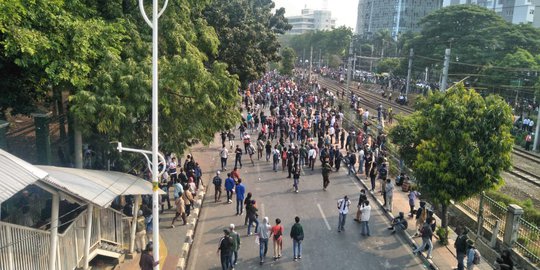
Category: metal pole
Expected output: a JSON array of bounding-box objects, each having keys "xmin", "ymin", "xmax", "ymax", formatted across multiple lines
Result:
[
  {"xmin": 49, "ymin": 193, "xmax": 59, "ymax": 270},
  {"xmin": 534, "ymin": 105, "xmax": 540, "ymax": 151},
  {"xmin": 440, "ymin": 48, "xmax": 451, "ymax": 91},
  {"xmin": 84, "ymin": 204, "xmax": 94, "ymax": 270},
  {"xmin": 353, "ymin": 53, "xmax": 357, "ymax": 80},
  {"xmin": 151, "ymin": 0, "xmax": 160, "ymax": 267},
  {"xmin": 405, "ymin": 48, "xmax": 413, "ymax": 97},
  {"xmin": 395, "ymin": 0, "xmax": 402, "ymax": 40},
  {"xmin": 130, "ymin": 196, "xmax": 141, "ymax": 254},
  {"xmin": 424, "ymin": 66, "xmax": 428, "ymax": 82},
  {"xmin": 346, "ymin": 39, "xmax": 353, "ymax": 94},
  {"xmin": 318, "ymin": 49, "xmax": 322, "ymax": 69},
  {"xmin": 138, "ymin": 1, "xmax": 169, "ymax": 268},
  {"xmin": 309, "ymin": 46, "xmax": 313, "ymax": 83}
]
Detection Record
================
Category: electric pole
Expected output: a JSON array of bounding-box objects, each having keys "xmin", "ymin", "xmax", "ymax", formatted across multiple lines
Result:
[
  {"xmin": 405, "ymin": 48, "xmax": 413, "ymax": 97},
  {"xmin": 440, "ymin": 48, "xmax": 451, "ymax": 91},
  {"xmin": 346, "ymin": 38, "xmax": 354, "ymax": 94},
  {"xmin": 309, "ymin": 46, "xmax": 313, "ymax": 83}
]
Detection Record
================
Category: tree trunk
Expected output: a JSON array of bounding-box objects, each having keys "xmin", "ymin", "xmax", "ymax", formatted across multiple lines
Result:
[
  {"xmin": 74, "ymin": 126, "xmax": 83, "ymax": 169},
  {"xmin": 441, "ymin": 203, "xmax": 449, "ymax": 228}
]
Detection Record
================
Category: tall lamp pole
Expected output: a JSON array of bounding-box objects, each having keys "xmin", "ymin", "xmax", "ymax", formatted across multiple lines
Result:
[{"xmin": 139, "ymin": 0, "xmax": 169, "ymax": 268}]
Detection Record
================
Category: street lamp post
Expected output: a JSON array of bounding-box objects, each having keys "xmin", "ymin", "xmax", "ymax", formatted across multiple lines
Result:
[{"xmin": 138, "ymin": 0, "xmax": 169, "ymax": 268}]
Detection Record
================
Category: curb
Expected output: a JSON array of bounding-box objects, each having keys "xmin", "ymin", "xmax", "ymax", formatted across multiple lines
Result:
[
  {"xmin": 176, "ymin": 189, "xmax": 205, "ymax": 270},
  {"xmin": 353, "ymin": 174, "xmax": 439, "ymax": 270}
]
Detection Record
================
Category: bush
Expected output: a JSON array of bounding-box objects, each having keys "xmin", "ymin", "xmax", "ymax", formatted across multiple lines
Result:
[
  {"xmin": 436, "ymin": 227, "xmax": 449, "ymax": 245},
  {"xmin": 485, "ymin": 190, "xmax": 540, "ymax": 226}
]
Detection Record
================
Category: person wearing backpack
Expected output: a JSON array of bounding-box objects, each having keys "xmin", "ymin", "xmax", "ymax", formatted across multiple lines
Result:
[
  {"xmin": 212, "ymin": 171, "xmax": 223, "ymax": 203},
  {"xmin": 466, "ymin": 239, "xmax": 481, "ymax": 269},
  {"xmin": 455, "ymin": 227, "xmax": 470, "ymax": 270},
  {"xmin": 413, "ymin": 220, "xmax": 433, "ymax": 259}
]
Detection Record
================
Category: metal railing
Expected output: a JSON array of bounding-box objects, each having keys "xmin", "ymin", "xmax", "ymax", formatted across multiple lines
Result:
[
  {"xmin": 515, "ymin": 218, "xmax": 540, "ymax": 264},
  {"xmin": 482, "ymin": 195, "xmax": 507, "ymax": 239},
  {"xmin": 0, "ymin": 207, "xmax": 129, "ymax": 270}
]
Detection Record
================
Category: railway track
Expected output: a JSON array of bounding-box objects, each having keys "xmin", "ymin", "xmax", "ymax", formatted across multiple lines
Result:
[{"xmin": 318, "ymin": 76, "xmax": 540, "ymax": 187}]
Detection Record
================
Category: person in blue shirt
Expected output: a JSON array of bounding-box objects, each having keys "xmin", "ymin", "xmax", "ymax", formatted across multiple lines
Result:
[
  {"xmin": 224, "ymin": 173, "xmax": 236, "ymax": 204},
  {"xmin": 235, "ymin": 179, "xmax": 246, "ymax": 215}
]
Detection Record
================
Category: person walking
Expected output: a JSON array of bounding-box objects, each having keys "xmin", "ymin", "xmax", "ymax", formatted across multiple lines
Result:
[
  {"xmin": 385, "ymin": 178, "xmax": 394, "ymax": 212},
  {"xmin": 217, "ymin": 229, "xmax": 233, "ymax": 270},
  {"xmin": 337, "ymin": 195, "xmax": 351, "ymax": 232},
  {"xmin": 322, "ymin": 160, "xmax": 332, "ymax": 191},
  {"xmin": 246, "ymin": 200, "xmax": 259, "ymax": 235},
  {"xmin": 292, "ymin": 165, "xmax": 301, "ymax": 193},
  {"xmin": 408, "ymin": 188, "xmax": 421, "ymax": 217},
  {"xmin": 229, "ymin": 224, "xmax": 241, "ymax": 268},
  {"xmin": 272, "ymin": 146, "xmax": 280, "ymax": 172},
  {"xmin": 139, "ymin": 242, "xmax": 159, "ymax": 270},
  {"xmin": 413, "ymin": 220, "xmax": 434, "ymax": 259},
  {"xmin": 265, "ymin": 140, "xmax": 272, "ymax": 162},
  {"xmin": 135, "ymin": 210, "xmax": 146, "ymax": 253},
  {"xmin": 290, "ymin": 216, "xmax": 304, "ymax": 261},
  {"xmin": 213, "ymin": 171, "xmax": 223, "ymax": 203},
  {"xmin": 181, "ymin": 184, "xmax": 194, "ymax": 217},
  {"xmin": 257, "ymin": 217, "xmax": 271, "ymax": 265},
  {"xmin": 354, "ymin": 189, "xmax": 368, "ymax": 222},
  {"xmin": 224, "ymin": 173, "xmax": 235, "ymax": 204},
  {"xmin": 247, "ymin": 143, "xmax": 255, "ymax": 166},
  {"xmin": 234, "ymin": 145, "xmax": 243, "ymax": 169},
  {"xmin": 360, "ymin": 201, "xmax": 371, "ymax": 236},
  {"xmin": 358, "ymin": 148, "xmax": 365, "ymax": 174},
  {"xmin": 455, "ymin": 227, "xmax": 470, "ymax": 270},
  {"xmin": 171, "ymin": 195, "xmax": 186, "ymax": 227},
  {"xmin": 220, "ymin": 144, "xmax": 229, "ymax": 171},
  {"xmin": 347, "ymin": 151, "xmax": 356, "ymax": 175},
  {"xmin": 235, "ymin": 179, "xmax": 246, "ymax": 215},
  {"xmin": 334, "ymin": 150, "xmax": 343, "ymax": 171},
  {"xmin": 270, "ymin": 218, "xmax": 284, "ymax": 260},
  {"xmin": 308, "ymin": 146, "xmax": 316, "ymax": 171}
]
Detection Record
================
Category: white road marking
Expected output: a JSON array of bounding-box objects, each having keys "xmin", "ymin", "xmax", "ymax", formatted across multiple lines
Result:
[{"xmin": 317, "ymin": 203, "xmax": 332, "ymax": 231}]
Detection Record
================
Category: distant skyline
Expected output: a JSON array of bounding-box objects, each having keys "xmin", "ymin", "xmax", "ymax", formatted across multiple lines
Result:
[{"xmin": 273, "ymin": 0, "xmax": 358, "ymax": 31}]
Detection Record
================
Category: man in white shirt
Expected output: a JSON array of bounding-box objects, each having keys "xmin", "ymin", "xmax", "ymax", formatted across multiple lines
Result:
[
  {"xmin": 360, "ymin": 201, "xmax": 371, "ymax": 236},
  {"xmin": 308, "ymin": 146, "xmax": 317, "ymax": 171},
  {"xmin": 528, "ymin": 119, "xmax": 535, "ymax": 132},
  {"xmin": 337, "ymin": 195, "xmax": 351, "ymax": 232},
  {"xmin": 220, "ymin": 145, "xmax": 229, "ymax": 171}
]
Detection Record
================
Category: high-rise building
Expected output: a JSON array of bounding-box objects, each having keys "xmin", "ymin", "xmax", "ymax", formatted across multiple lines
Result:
[
  {"xmin": 444, "ymin": 0, "xmax": 538, "ymax": 25},
  {"xmin": 356, "ymin": 0, "xmax": 443, "ymax": 38},
  {"xmin": 287, "ymin": 8, "xmax": 336, "ymax": 35}
]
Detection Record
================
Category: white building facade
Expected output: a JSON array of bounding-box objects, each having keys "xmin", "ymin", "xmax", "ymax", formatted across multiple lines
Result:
[
  {"xmin": 287, "ymin": 8, "xmax": 336, "ymax": 35},
  {"xmin": 444, "ymin": 0, "xmax": 537, "ymax": 24}
]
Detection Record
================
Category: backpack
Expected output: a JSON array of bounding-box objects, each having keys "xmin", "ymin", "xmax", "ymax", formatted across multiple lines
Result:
[
  {"xmin": 273, "ymin": 151, "xmax": 280, "ymax": 160},
  {"xmin": 472, "ymin": 248, "xmax": 481, "ymax": 265}
]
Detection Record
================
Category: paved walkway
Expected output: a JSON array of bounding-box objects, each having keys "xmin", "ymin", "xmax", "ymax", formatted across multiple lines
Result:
[
  {"xmin": 354, "ymin": 172, "xmax": 493, "ymax": 270},
  {"xmin": 116, "ymin": 134, "xmax": 221, "ymax": 270}
]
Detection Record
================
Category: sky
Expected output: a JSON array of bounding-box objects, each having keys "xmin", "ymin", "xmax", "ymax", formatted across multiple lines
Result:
[{"xmin": 273, "ymin": 0, "xmax": 359, "ymax": 31}]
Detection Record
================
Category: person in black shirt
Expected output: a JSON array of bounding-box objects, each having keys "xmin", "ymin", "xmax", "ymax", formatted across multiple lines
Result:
[
  {"xmin": 217, "ymin": 230, "xmax": 233, "ymax": 270},
  {"xmin": 139, "ymin": 242, "xmax": 159, "ymax": 270}
]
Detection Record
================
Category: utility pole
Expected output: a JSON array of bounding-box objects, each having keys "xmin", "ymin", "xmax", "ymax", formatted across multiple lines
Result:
[
  {"xmin": 424, "ymin": 66, "xmax": 429, "ymax": 82},
  {"xmin": 352, "ymin": 53, "xmax": 357, "ymax": 80},
  {"xmin": 405, "ymin": 48, "xmax": 413, "ymax": 97},
  {"xmin": 534, "ymin": 105, "xmax": 540, "ymax": 151},
  {"xmin": 346, "ymin": 38, "xmax": 354, "ymax": 94},
  {"xmin": 318, "ymin": 49, "xmax": 322, "ymax": 69},
  {"xmin": 309, "ymin": 46, "xmax": 313, "ymax": 83},
  {"xmin": 440, "ymin": 48, "xmax": 451, "ymax": 91}
]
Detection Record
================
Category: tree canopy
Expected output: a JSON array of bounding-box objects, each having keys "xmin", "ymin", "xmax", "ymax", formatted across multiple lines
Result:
[
  {"xmin": 204, "ymin": 0, "xmax": 291, "ymax": 88},
  {"xmin": 279, "ymin": 47, "xmax": 295, "ymax": 75},
  {"xmin": 286, "ymin": 26, "xmax": 353, "ymax": 67},
  {"xmin": 0, "ymin": 0, "xmax": 242, "ymax": 156},
  {"xmin": 389, "ymin": 84, "xmax": 514, "ymax": 230}
]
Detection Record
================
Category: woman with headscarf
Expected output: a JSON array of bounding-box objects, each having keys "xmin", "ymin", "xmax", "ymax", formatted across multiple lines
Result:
[{"xmin": 257, "ymin": 217, "xmax": 271, "ymax": 265}]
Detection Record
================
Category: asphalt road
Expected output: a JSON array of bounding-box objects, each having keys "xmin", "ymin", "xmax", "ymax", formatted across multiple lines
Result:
[{"xmin": 187, "ymin": 140, "xmax": 426, "ymax": 270}]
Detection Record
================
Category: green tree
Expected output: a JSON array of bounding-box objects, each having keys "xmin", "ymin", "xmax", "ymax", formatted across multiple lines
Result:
[
  {"xmin": 389, "ymin": 84, "xmax": 514, "ymax": 240},
  {"xmin": 280, "ymin": 47, "xmax": 296, "ymax": 75},
  {"xmin": 1, "ymin": 0, "xmax": 242, "ymax": 163},
  {"xmin": 204, "ymin": 0, "xmax": 291, "ymax": 88},
  {"xmin": 376, "ymin": 58, "xmax": 401, "ymax": 74},
  {"xmin": 409, "ymin": 5, "xmax": 513, "ymax": 76},
  {"xmin": 287, "ymin": 26, "xmax": 352, "ymax": 67}
]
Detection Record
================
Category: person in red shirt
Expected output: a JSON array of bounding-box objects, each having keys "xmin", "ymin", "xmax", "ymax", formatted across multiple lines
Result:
[{"xmin": 270, "ymin": 218, "xmax": 284, "ymax": 260}]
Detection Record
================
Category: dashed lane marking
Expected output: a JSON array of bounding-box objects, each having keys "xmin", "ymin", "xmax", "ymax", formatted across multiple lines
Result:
[{"xmin": 317, "ymin": 203, "xmax": 332, "ymax": 231}]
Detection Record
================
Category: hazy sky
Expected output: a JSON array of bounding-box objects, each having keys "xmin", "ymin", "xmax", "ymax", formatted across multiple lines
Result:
[{"xmin": 273, "ymin": 0, "xmax": 359, "ymax": 31}]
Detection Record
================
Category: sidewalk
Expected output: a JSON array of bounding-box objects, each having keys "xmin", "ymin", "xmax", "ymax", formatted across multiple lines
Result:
[
  {"xmin": 353, "ymin": 173, "xmax": 493, "ymax": 270},
  {"xmin": 116, "ymin": 134, "xmax": 220, "ymax": 270}
]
